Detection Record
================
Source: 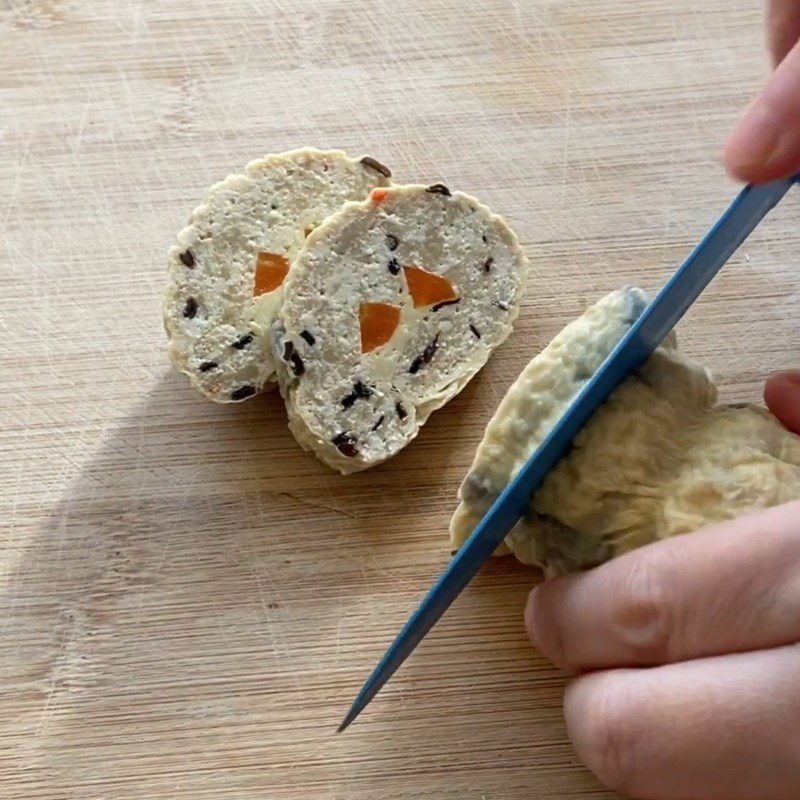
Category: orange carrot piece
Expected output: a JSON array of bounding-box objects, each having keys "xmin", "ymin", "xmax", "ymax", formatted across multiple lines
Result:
[
  {"xmin": 359, "ymin": 302, "xmax": 401, "ymax": 353},
  {"xmin": 253, "ymin": 252, "xmax": 290, "ymax": 296},
  {"xmin": 402, "ymin": 265, "xmax": 457, "ymax": 308}
]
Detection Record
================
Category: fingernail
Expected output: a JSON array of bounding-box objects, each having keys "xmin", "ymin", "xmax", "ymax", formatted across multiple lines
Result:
[
  {"xmin": 727, "ymin": 102, "xmax": 782, "ymax": 174},
  {"xmin": 775, "ymin": 371, "xmax": 800, "ymax": 386},
  {"xmin": 524, "ymin": 588, "xmax": 540, "ymax": 646}
]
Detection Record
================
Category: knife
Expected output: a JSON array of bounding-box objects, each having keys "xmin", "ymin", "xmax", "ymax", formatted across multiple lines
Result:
[{"xmin": 338, "ymin": 176, "xmax": 797, "ymax": 733}]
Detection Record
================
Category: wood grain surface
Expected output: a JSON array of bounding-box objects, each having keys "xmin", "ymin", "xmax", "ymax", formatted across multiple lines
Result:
[{"xmin": 2, "ymin": 1, "xmax": 798, "ymax": 798}]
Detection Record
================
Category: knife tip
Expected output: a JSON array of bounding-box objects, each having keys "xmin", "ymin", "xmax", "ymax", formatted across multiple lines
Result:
[{"xmin": 336, "ymin": 708, "xmax": 357, "ymax": 734}]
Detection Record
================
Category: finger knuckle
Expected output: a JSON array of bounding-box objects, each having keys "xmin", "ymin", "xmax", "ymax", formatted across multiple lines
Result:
[
  {"xmin": 612, "ymin": 556, "xmax": 672, "ymax": 662},
  {"xmin": 568, "ymin": 674, "xmax": 644, "ymax": 795}
]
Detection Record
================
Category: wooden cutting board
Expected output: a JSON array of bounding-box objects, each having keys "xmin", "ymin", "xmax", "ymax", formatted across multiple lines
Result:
[{"xmin": 2, "ymin": 1, "xmax": 797, "ymax": 798}]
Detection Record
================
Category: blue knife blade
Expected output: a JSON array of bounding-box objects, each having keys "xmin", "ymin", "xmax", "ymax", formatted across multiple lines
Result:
[{"xmin": 338, "ymin": 176, "xmax": 796, "ymax": 733}]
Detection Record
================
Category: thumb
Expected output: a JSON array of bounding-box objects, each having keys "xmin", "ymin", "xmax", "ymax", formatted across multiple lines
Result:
[{"xmin": 725, "ymin": 39, "xmax": 800, "ymax": 183}]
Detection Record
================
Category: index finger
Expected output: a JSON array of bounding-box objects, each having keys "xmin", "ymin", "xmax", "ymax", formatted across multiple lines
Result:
[
  {"xmin": 768, "ymin": 0, "xmax": 800, "ymax": 66},
  {"xmin": 524, "ymin": 502, "xmax": 800, "ymax": 672},
  {"xmin": 724, "ymin": 37, "xmax": 800, "ymax": 183}
]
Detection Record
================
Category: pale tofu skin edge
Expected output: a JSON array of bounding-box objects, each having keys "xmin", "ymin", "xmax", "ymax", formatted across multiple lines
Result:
[{"xmin": 450, "ymin": 288, "xmax": 800, "ymax": 577}]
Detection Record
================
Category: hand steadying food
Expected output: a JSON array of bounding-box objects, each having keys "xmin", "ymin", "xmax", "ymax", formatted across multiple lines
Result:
[{"xmin": 529, "ymin": 4, "xmax": 800, "ymax": 796}]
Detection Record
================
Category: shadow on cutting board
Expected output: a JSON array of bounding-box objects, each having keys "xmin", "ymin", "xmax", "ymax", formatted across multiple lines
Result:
[{"xmin": 3, "ymin": 369, "xmax": 603, "ymax": 799}]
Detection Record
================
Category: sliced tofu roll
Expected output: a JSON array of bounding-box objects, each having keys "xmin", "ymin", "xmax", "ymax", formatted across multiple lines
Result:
[
  {"xmin": 274, "ymin": 183, "xmax": 529, "ymax": 473},
  {"xmin": 163, "ymin": 148, "xmax": 391, "ymax": 402}
]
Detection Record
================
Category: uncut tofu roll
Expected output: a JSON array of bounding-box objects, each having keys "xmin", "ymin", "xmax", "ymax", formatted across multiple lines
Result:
[
  {"xmin": 450, "ymin": 288, "xmax": 800, "ymax": 577},
  {"xmin": 163, "ymin": 148, "xmax": 392, "ymax": 403},
  {"xmin": 274, "ymin": 183, "xmax": 529, "ymax": 473}
]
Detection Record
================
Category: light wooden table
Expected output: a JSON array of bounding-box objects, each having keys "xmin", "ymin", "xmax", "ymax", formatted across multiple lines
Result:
[{"xmin": 2, "ymin": 1, "xmax": 798, "ymax": 798}]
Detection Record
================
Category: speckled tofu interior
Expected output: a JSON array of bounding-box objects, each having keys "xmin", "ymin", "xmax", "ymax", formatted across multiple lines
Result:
[
  {"xmin": 450, "ymin": 287, "xmax": 800, "ymax": 577},
  {"xmin": 163, "ymin": 148, "xmax": 391, "ymax": 403},
  {"xmin": 275, "ymin": 183, "xmax": 529, "ymax": 473}
]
